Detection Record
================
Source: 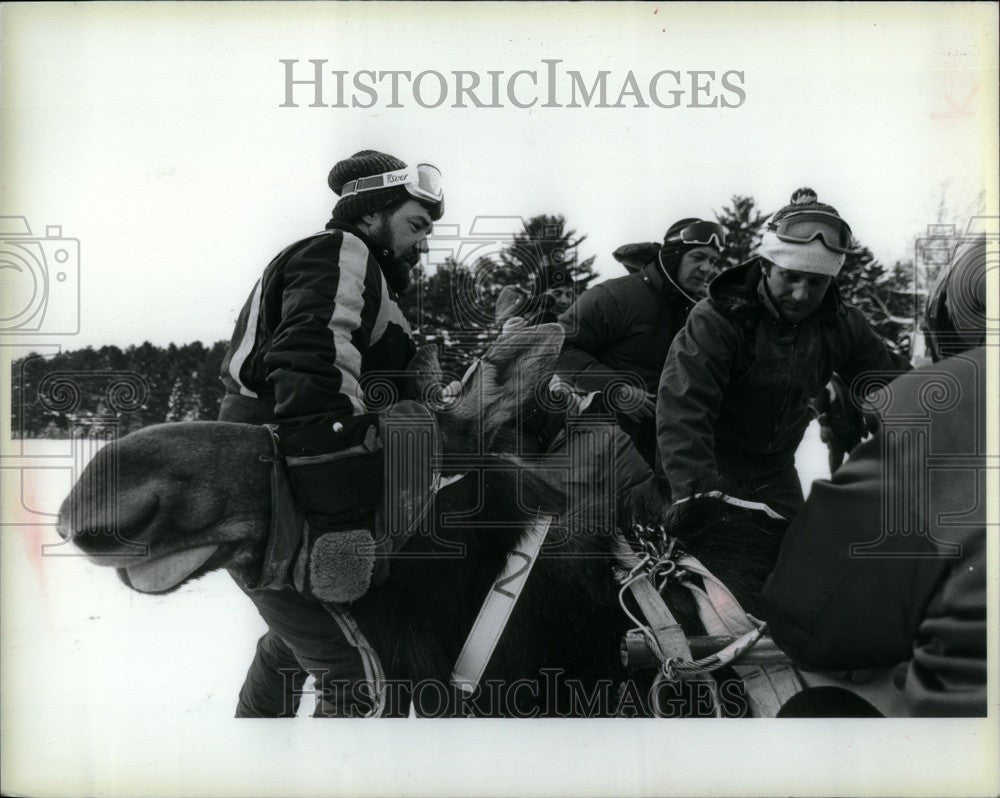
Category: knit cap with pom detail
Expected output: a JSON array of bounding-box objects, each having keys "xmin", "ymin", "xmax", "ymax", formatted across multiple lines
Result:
[
  {"xmin": 328, "ymin": 150, "xmax": 411, "ymax": 223},
  {"xmin": 771, "ymin": 187, "xmax": 843, "ymax": 222}
]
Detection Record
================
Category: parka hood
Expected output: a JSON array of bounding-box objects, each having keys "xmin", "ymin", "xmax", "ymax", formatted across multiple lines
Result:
[{"xmin": 708, "ymin": 258, "xmax": 843, "ymax": 325}]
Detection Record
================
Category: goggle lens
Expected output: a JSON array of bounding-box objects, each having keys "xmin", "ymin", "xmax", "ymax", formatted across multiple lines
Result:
[
  {"xmin": 415, "ymin": 164, "xmax": 442, "ymax": 199},
  {"xmin": 666, "ymin": 221, "xmax": 728, "ymax": 250},
  {"xmin": 771, "ymin": 212, "xmax": 852, "ymax": 253}
]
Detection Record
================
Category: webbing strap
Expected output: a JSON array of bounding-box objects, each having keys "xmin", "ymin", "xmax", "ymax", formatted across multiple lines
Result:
[
  {"xmin": 677, "ymin": 554, "xmax": 758, "ymax": 636},
  {"xmin": 451, "ymin": 515, "xmax": 552, "ymax": 695},
  {"xmin": 613, "ymin": 536, "xmax": 693, "ymax": 663},
  {"xmin": 677, "ymin": 553, "xmax": 802, "ymax": 717},
  {"xmin": 673, "ymin": 491, "xmax": 786, "ymax": 521}
]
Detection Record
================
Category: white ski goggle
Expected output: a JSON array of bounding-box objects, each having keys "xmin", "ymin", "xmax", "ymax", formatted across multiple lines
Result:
[{"xmin": 340, "ymin": 163, "xmax": 443, "ymax": 204}]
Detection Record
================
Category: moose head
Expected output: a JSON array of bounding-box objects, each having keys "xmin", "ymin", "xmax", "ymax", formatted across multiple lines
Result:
[{"xmin": 56, "ymin": 324, "xmax": 569, "ymax": 597}]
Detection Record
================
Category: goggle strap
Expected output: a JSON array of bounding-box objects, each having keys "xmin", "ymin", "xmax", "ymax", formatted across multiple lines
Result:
[{"xmin": 340, "ymin": 165, "xmax": 443, "ymax": 201}]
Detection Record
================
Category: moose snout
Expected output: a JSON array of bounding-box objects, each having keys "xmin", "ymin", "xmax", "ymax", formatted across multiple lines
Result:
[
  {"xmin": 55, "ymin": 487, "xmax": 161, "ymax": 559},
  {"xmin": 56, "ymin": 494, "xmax": 79, "ymax": 541}
]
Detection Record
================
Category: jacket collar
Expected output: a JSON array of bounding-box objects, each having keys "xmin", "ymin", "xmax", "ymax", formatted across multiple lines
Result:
[
  {"xmin": 639, "ymin": 257, "xmax": 698, "ymax": 307},
  {"xmin": 324, "ymin": 219, "xmax": 397, "ymax": 276}
]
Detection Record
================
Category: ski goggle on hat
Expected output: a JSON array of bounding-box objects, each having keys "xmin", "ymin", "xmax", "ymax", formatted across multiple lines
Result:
[
  {"xmin": 663, "ymin": 220, "xmax": 728, "ymax": 251},
  {"xmin": 767, "ymin": 210, "xmax": 853, "ymax": 254},
  {"xmin": 340, "ymin": 163, "xmax": 443, "ymax": 205}
]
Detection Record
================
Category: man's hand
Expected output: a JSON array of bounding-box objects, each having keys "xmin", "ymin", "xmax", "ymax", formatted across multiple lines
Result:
[{"xmin": 612, "ymin": 384, "xmax": 656, "ymax": 423}]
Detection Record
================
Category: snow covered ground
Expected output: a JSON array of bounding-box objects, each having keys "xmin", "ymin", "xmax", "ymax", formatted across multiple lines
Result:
[
  {"xmin": 0, "ymin": 423, "xmax": 836, "ymax": 793},
  {"xmin": 3, "ymin": 425, "xmax": 991, "ymax": 798},
  {"xmin": 1, "ymin": 422, "xmax": 833, "ymax": 719}
]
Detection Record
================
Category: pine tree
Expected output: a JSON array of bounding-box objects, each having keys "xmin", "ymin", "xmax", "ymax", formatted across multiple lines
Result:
[
  {"xmin": 837, "ymin": 246, "xmax": 916, "ymax": 357},
  {"xmin": 398, "ymin": 256, "xmax": 494, "ymax": 374},
  {"xmin": 714, "ymin": 195, "xmax": 766, "ymax": 267},
  {"xmin": 399, "ymin": 214, "xmax": 598, "ymax": 375},
  {"xmin": 495, "ymin": 215, "xmax": 598, "ymax": 296}
]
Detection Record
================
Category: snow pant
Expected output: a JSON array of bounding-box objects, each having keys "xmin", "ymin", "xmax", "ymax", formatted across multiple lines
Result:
[
  {"xmin": 235, "ymin": 585, "xmax": 373, "ymax": 718},
  {"xmin": 220, "ymin": 394, "xmax": 381, "ymax": 717},
  {"xmin": 713, "ymin": 446, "xmax": 804, "ymax": 522}
]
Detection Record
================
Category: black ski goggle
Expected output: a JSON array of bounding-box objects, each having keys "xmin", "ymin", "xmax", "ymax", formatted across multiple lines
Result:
[{"xmin": 663, "ymin": 220, "xmax": 728, "ymax": 251}]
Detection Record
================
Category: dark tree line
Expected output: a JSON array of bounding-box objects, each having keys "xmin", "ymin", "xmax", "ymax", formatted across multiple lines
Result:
[
  {"xmin": 11, "ymin": 341, "xmax": 229, "ymax": 438},
  {"xmin": 11, "ymin": 206, "xmax": 917, "ymax": 438},
  {"xmin": 398, "ymin": 214, "xmax": 598, "ymax": 374}
]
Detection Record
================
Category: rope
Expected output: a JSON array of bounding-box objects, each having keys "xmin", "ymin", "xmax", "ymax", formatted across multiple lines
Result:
[{"xmin": 613, "ymin": 524, "xmax": 773, "ymax": 717}]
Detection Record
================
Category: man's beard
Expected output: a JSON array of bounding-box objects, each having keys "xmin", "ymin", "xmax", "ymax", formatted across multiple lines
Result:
[{"xmin": 370, "ymin": 225, "xmax": 418, "ymax": 294}]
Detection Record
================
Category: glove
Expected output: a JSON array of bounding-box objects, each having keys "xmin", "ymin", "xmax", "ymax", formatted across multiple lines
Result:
[{"xmin": 282, "ymin": 402, "xmax": 438, "ymax": 604}]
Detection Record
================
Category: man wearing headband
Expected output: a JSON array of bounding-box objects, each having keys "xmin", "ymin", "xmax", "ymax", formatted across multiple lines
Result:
[
  {"xmin": 556, "ymin": 217, "xmax": 727, "ymax": 468},
  {"xmin": 218, "ymin": 149, "xmax": 444, "ymax": 717},
  {"xmin": 657, "ymin": 188, "xmax": 910, "ymax": 520},
  {"xmin": 763, "ymin": 235, "xmax": 987, "ymax": 717}
]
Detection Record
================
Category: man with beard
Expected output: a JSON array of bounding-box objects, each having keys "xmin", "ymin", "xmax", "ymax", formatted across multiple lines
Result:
[{"xmin": 218, "ymin": 150, "xmax": 443, "ymax": 717}]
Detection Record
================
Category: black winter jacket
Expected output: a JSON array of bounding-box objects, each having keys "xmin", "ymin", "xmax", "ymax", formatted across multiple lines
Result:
[
  {"xmin": 220, "ymin": 221, "xmax": 416, "ymax": 453},
  {"xmin": 556, "ymin": 260, "xmax": 697, "ymax": 395},
  {"xmin": 657, "ymin": 259, "xmax": 910, "ymax": 500},
  {"xmin": 762, "ymin": 348, "xmax": 987, "ymax": 716}
]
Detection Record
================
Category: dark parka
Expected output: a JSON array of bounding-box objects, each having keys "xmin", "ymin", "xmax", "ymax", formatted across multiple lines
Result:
[
  {"xmin": 657, "ymin": 259, "xmax": 910, "ymax": 515},
  {"xmin": 762, "ymin": 347, "xmax": 987, "ymax": 716},
  {"xmin": 556, "ymin": 260, "xmax": 697, "ymax": 466}
]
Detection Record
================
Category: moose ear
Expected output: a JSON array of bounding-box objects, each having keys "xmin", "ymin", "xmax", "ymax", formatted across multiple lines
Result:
[
  {"xmin": 402, "ymin": 344, "xmax": 443, "ymax": 400},
  {"xmin": 451, "ymin": 323, "xmax": 565, "ymax": 444}
]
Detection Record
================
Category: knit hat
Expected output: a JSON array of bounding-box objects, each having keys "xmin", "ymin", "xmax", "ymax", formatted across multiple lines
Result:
[
  {"xmin": 925, "ymin": 234, "xmax": 987, "ymax": 361},
  {"xmin": 758, "ymin": 188, "xmax": 849, "ymax": 276},
  {"xmin": 328, "ymin": 150, "xmax": 443, "ymax": 223},
  {"xmin": 661, "ymin": 218, "xmax": 706, "ymax": 253}
]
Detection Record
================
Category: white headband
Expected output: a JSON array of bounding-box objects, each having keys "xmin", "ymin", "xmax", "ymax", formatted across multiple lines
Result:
[{"xmin": 758, "ymin": 230, "xmax": 846, "ymax": 276}]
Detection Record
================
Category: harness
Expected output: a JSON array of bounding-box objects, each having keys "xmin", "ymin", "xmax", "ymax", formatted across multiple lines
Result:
[
  {"xmin": 613, "ymin": 521, "xmax": 803, "ymax": 717},
  {"xmin": 322, "ymin": 469, "xmax": 467, "ymax": 718}
]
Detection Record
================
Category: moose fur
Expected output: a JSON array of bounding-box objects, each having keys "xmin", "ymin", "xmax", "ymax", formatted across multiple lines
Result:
[{"xmin": 58, "ymin": 324, "xmax": 787, "ymax": 717}]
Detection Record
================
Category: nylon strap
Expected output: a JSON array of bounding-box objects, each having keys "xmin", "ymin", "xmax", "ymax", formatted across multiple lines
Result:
[
  {"xmin": 452, "ymin": 515, "xmax": 553, "ymax": 695},
  {"xmin": 612, "ymin": 536, "xmax": 693, "ymax": 663},
  {"xmin": 673, "ymin": 491, "xmax": 786, "ymax": 521},
  {"xmin": 677, "ymin": 553, "xmax": 803, "ymax": 717}
]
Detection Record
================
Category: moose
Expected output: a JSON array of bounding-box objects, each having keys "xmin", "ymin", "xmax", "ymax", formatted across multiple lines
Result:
[{"xmin": 57, "ymin": 324, "xmax": 790, "ymax": 717}]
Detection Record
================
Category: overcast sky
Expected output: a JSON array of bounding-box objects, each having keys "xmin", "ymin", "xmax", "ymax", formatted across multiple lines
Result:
[{"xmin": 2, "ymin": 2, "xmax": 997, "ymax": 352}]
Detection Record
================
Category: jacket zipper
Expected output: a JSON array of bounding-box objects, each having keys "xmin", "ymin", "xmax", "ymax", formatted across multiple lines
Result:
[{"xmin": 768, "ymin": 324, "xmax": 798, "ymax": 452}]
